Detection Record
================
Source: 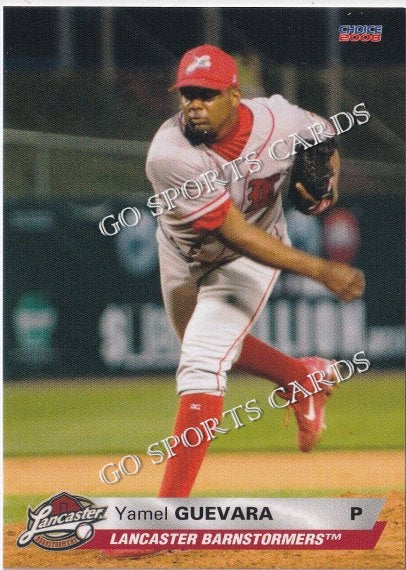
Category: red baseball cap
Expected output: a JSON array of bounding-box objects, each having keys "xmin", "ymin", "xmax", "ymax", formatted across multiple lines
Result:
[{"xmin": 169, "ymin": 45, "xmax": 239, "ymax": 91}]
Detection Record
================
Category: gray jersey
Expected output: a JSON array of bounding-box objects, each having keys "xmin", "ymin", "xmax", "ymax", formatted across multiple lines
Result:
[{"xmin": 146, "ymin": 94, "xmax": 333, "ymax": 265}]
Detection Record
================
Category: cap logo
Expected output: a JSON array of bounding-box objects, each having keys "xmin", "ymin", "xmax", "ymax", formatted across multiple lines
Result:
[{"xmin": 186, "ymin": 55, "xmax": 212, "ymax": 75}]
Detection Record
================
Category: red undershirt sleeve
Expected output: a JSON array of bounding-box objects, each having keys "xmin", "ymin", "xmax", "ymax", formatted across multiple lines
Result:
[{"xmin": 192, "ymin": 198, "xmax": 232, "ymax": 232}]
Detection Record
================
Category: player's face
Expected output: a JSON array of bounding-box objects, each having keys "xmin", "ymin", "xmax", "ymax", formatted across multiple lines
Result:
[{"xmin": 180, "ymin": 87, "xmax": 241, "ymax": 144}]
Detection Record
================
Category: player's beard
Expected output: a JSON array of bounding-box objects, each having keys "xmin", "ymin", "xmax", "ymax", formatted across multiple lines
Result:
[{"xmin": 184, "ymin": 123, "xmax": 218, "ymax": 146}]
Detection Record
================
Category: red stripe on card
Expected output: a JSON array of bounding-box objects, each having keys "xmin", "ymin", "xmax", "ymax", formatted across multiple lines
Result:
[{"xmin": 83, "ymin": 523, "xmax": 386, "ymax": 550}]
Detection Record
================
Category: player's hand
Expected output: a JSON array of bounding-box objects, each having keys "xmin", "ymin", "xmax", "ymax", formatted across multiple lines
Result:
[{"xmin": 320, "ymin": 261, "xmax": 365, "ymax": 301}]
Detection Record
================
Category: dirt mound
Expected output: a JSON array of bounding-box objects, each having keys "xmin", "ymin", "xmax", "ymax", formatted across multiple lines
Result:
[{"xmin": 4, "ymin": 451, "xmax": 404, "ymax": 569}]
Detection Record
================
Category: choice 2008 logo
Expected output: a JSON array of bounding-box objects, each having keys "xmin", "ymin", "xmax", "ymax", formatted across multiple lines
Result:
[
  {"xmin": 338, "ymin": 25, "xmax": 382, "ymax": 42},
  {"xmin": 17, "ymin": 492, "xmax": 107, "ymax": 551}
]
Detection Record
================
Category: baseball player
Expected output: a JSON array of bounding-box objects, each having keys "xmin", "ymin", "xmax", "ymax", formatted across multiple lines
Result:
[{"xmin": 104, "ymin": 44, "xmax": 365, "ymax": 557}]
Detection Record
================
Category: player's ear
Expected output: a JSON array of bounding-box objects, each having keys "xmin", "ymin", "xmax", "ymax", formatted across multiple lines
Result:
[{"xmin": 230, "ymin": 88, "xmax": 242, "ymax": 108}]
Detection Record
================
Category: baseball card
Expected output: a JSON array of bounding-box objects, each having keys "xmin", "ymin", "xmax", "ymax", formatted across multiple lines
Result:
[{"xmin": 3, "ymin": 2, "xmax": 405, "ymax": 570}]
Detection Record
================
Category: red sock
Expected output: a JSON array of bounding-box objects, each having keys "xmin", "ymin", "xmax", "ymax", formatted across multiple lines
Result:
[
  {"xmin": 234, "ymin": 334, "xmax": 307, "ymax": 388},
  {"xmin": 158, "ymin": 393, "xmax": 223, "ymax": 498}
]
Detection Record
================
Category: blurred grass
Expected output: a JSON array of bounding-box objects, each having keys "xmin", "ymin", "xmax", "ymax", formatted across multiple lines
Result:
[
  {"xmin": 4, "ymin": 373, "xmax": 404, "ymax": 457},
  {"xmin": 4, "ymin": 145, "xmax": 149, "ymax": 198}
]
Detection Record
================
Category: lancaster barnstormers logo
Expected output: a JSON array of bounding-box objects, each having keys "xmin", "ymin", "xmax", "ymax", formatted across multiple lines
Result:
[{"xmin": 17, "ymin": 492, "xmax": 107, "ymax": 551}]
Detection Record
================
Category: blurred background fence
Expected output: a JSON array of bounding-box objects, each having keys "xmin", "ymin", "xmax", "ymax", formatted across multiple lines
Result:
[{"xmin": 4, "ymin": 6, "xmax": 405, "ymax": 378}]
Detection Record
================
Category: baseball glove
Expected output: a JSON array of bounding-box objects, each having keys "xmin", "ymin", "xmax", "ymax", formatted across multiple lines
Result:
[{"xmin": 288, "ymin": 138, "xmax": 337, "ymax": 215}]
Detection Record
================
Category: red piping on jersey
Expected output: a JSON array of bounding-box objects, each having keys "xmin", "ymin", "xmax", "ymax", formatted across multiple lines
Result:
[
  {"xmin": 208, "ymin": 104, "xmax": 254, "ymax": 161},
  {"xmin": 191, "ymin": 103, "xmax": 276, "ymax": 262},
  {"xmin": 180, "ymin": 190, "xmax": 228, "ymax": 221},
  {"xmin": 241, "ymin": 104, "xmax": 275, "ymax": 207},
  {"xmin": 180, "ymin": 104, "xmax": 252, "ymax": 223},
  {"xmin": 214, "ymin": 266, "xmax": 279, "ymax": 390}
]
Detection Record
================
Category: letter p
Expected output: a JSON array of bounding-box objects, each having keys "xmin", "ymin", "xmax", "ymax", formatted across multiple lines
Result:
[
  {"xmin": 351, "ymin": 506, "xmax": 363, "ymax": 520},
  {"xmin": 162, "ymin": 435, "xmax": 180, "ymax": 458}
]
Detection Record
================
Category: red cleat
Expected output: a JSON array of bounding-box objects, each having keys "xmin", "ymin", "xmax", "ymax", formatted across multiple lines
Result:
[{"xmin": 289, "ymin": 357, "xmax": 338, "ymax": 452}]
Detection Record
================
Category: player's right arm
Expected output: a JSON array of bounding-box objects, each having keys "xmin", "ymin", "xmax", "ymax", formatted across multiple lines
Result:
[{"xmin": 216, "ymin": 202, "xmax": 365, "ymax": 302}]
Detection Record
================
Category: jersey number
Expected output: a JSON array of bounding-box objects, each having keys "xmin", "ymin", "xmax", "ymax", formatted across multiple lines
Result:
[{"xmin": 247, "ymin": 174, "xmax": 281, "ymax": 212}]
